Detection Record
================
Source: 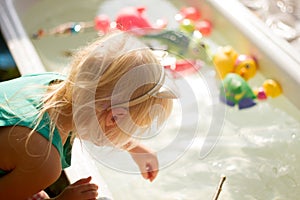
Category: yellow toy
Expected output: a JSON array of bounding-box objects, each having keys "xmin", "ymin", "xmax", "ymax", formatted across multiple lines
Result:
[
  {"xmin": 234, "ymin": 55, "xmax": 257, "ymax": 81},
  {"xmin": 213, "ymin": 46, "xmax": 258, "ymax": 80},
  {"xmin": 254, "ymin": 79, "xmax": 282, "ymax": 100},
  {"xmin": 213, "ymin": 46, "xmax": 238, "ymax": 79},
  {"xmin": 262, "ymin": 79, "xmax": 282, "ymax": 98}
]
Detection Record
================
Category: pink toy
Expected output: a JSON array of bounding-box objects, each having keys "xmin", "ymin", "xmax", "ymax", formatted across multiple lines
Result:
[
  {"xmin": 256, "ymin": 87, "xmax": 268, "ymax": 100},
  {"xmin": 164, "ymin": 59, "xmax": 202, "ymax": 78},
  {"xmin": 94, "ymin": 14, "xmax": 111, "ymax": 33},
  {"xmin": 115, "ymin": 6, "xmax": 167, "ymax": 34}
]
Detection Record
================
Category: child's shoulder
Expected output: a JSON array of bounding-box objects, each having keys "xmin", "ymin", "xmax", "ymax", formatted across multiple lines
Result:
[
  {"xmin": 21, "ymin": 72, "xmax": 67, "ymax": 81},
  {"xmin": 0, "ymin": 72, "xmax": 66, "ymax": 87}
]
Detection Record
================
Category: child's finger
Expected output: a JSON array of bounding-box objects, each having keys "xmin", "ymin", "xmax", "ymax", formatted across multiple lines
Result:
[
  {"xmin": 77, "ymin": 183, "xmax": 98, "ymax": 193},
  {"xmin": 142, "ymin": 164, "xmax": 158, "ymax": 182},
  {"xmin": 148, "ymin": 169, "xmax": 158, "ymax": 182},
  {"xmin": 72, "ymin": 176, "xmax": 92, "ymax": 186},
  {"xmin": 78, "ymin": 183, "xmax": 99, "ymax": 200}
]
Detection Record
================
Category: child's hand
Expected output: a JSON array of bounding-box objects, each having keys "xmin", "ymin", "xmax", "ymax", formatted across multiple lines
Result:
[
  {"xmin": 129, "ymin": 144, "xmax": 159, "ymax": 182},
  {"xmin": 54, "ymin": 176, "xmax": 98, "ymax": 200}
]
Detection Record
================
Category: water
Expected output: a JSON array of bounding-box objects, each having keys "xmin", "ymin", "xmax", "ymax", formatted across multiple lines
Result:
[
  {"xmin": 93, "ymin": 75, "xmax": 300, "ymax": 200},
  {"xmin": 22, "ymin": 0, "xmax": 300, "ymax": 199}
]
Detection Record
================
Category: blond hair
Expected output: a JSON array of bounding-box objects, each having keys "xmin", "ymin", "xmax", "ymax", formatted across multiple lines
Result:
[{"xmin": 42, "ymin": 31, "xmax": 173, "ymax": 149}]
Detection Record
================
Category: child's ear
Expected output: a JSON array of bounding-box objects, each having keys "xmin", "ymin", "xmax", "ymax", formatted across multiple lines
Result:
[{"xmin": 105, "ymin": 107, "xmax": 128, "ymax": 127}]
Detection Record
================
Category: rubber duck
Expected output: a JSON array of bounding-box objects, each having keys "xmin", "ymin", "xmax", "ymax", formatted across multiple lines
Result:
[
  {"xmin": 220, "ymin": 73, "xmax": 257, "ymax": 109},
  {"xmin": 213, "ymin": 46, "xmax": 258, "ymax": 80},
  {"xmin": 213, "ymin": 46, "xmax": 238, "ymax": 79},
  {"xmin": 234, "ymin": 54, "xmax": 257, "ymax": 80},
  {"xmin": 254, "ymin": 79, "xmax": 282, "ymax": 99},
  {"xmin": 263, "ymin": 79, "xmax": 282, "ymax": 98}
]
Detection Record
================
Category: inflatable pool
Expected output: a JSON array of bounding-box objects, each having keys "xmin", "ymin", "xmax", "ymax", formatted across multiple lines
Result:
[{"xmin": 1, "ymin": 0, "xmax": 300, "ymax": 199}]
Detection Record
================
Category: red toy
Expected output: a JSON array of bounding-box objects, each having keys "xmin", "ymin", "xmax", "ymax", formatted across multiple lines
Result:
[
  {"xmin": 32, "ymin": 6, "xmax": 167, "ymax": 39},
  {"xmin": 195, "ymin": 19, "xmax": 212, "ymax": 36},
  {"xmin": 176, "ymin": 6, "xmax": 212, "ymax": 37},
  {"xmin": 176, "ymin": 7, "xmax": 201, "ymax": 21},
  {"xmin": 115, "ymin": 6, "xmax": 167, "ymax": 34},
  {"xmin": 94, "ymin": 14, "xmax": 111, "ymax": 33},
  {"xmin": 164, "ymin": 59, "xmax": 202, "ymax": 78}
]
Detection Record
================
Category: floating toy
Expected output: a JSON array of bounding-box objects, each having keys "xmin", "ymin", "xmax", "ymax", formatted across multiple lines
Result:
[
  {"xmin": 164, "ymin": 59, "xmax": 203, "ymax": 78},
  {"xmin": 176, "ymin": 7, "xmax": 202, "ymax": 21},
  {"xmin": 175, "ymin": 6, "xmax": 213, "ymax": 36},
  {"xmin": 213, "ymin": 46, "xmax": 238, "ymax": 79},
  {"xmin": 195, "ymin": 19, "xmax": 213, "ymax": 36},
  {"xmin": 141, "ymin": 29, "xmax": 190, "ymax": 55},
  {"xmin": 213, "ymin": 46, "xmax": 257, "ymax": 80},
  {"xmin": 179, "ymin": 19, "xmax": 196, "ymax": 34},
  {"xmin": 220, "ymin": 73, "xmax": 257, "ymax": 109},
  {"xmin": 234, "ymin": 54, "xmax": 257, "ymax": 80},
  {"xmin": 31, "ymin": 21, "xmax": 95, "ymax": 39},
  {"xmin": 141, "ymin": 30, "xmax": 210, "ymax": 62},
  {"xmin": 94, "ymin": 14, "xmax": 111, "ymax": 33},
  {"xmin": 254, "ymin": 79, "xmax": 282, "ymax": 100},
  {"xmin": 220, "ymin": 73, "xmax": 282, "ymax": 109},
  {"xmin": 32, "ymin": 6, "xmax": 167, "ymax": 39},
  {"xmin": 262, "ymin": 79, "xmax": 282, "ymax": 98},
  {"xmin": 115, "ymin": 6, "xmax": 167, "ymax": 34}
]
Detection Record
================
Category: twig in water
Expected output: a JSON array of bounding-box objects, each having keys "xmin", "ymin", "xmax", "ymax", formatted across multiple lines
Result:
[{"xmin": 212, "ymin": 175, "xmax": 226, "ymax": 200}]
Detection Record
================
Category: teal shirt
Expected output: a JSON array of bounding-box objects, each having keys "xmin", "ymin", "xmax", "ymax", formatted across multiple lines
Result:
[{"xmin": 0, "ymin": 73, "xmax": 72, "ymax": 176}]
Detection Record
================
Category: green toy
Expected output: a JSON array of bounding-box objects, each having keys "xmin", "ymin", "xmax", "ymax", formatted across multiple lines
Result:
[
  {"xmin": 220, "ymin": 73, "xmax": 256, "ymax": 109},
  {"xmin": 140, "ymin": 30, "xmax": 211, "ymax": 63}
]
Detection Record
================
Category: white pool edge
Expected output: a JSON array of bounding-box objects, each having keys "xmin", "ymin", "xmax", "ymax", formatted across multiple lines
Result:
[{"xmin": 0, "ymin": 0, "xmax": 45, "ymax": 74}]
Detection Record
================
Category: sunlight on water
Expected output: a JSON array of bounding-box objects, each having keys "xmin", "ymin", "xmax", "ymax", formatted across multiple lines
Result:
[{"xmin": 22, "ymin": 0, "xmax": 300, "ymax": 199}]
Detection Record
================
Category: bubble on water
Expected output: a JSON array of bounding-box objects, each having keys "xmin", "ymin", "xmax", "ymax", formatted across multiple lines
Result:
[
  {"xmin": 291, "ymin": 132, "xmax": 296, "ymax": 139},
  {"xmin": 226, "ymin": 165, "xmax": 236, "ymax": 171},
  {"xmin": 212, "ymin": 161, "xmax": 223, "ymax": 168}
]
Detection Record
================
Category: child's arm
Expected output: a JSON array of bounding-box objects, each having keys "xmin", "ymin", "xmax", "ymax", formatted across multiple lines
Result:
[
  {"xmin": 0, "ymin": 126, "xmax": 62, "ymax": 199},
  {"xmin": 0, "ymin": 126, "xmax": 99, "ymax": 200},
  {"xmin": 127, "ymin": 143, "xmax": 159, "ymax": 182}
]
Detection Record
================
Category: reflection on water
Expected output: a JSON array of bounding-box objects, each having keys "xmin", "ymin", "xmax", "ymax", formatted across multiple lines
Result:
[{"xmin": 22, "ymin": 0, "xmax": 300, "ymax": 199}]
